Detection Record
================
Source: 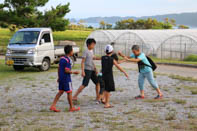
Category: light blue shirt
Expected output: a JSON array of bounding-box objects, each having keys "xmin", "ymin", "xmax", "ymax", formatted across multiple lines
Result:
[{"xmin": 130, "ymin": 53, "xmax": 152, "ymax": 73}]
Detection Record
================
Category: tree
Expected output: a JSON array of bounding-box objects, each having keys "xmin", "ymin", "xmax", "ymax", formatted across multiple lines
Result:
[
  {"xmin": 106, "ymin": 23, "xmax": 112, "ymax": 29},
  {"xmin": 115, "ymin": 18, "xmax": 174, "ymax": 30},
  {"xmin": 0, "ymin": 0, "xmax": 70, "ymax": 31},
  {"xmin": 178, "ymin": 25, "xmax": 189, "ymax": 29},
  {"xmin": 170, "ymin": 19, "xmax": 176, "ymax": 26},
  {"xmin": 99, "ymin": 21, "xmax": 106, "ymax": 29},
  {"xmin": 164, "ymin": 18, "xmax": 169, "ymax": 24}
]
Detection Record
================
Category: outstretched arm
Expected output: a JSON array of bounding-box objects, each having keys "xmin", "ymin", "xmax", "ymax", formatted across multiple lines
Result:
[
  {"xmin": 93, "ymin": 56, "xmax": 101, "ymax": 60},
  {"xmin": 118, "ymin": 51, "xmax": 141, "ymax": 63},
  {"xmin": 116, "ymin": 59, "xmax": 126, "ymax": 64},
  {"xmin": 113, "ymin": 60, "xmax": 129, "ymax": 78},
  {"xmin": 125, "ymin": 57, "xmax": 141, "ymax": 63},
  {"xmin": 118, "ymin": 51, "xmax": 130, "ymax": 59}
]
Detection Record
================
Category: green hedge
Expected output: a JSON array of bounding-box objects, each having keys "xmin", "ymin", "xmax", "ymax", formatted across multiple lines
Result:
[{"xmin": 184, "ymin": 55, "xmax": 197, "ymax": 62}]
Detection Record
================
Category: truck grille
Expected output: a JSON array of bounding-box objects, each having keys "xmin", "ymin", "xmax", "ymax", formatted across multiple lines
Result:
[
  {"xmin": 12, "ymin": 50, "xmax": 27, "ymax": 54},
  {"xmin": 12, "ymin": 58, "xmax": 27, "ymax": 64}
]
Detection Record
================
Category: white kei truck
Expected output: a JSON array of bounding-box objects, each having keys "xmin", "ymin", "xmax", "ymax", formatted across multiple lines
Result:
[{"xmin": 5, "ymin": 28, "xmax": 79, "ymax": 71}]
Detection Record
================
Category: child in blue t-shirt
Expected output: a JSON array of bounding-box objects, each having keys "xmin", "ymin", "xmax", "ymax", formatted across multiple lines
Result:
[
  {"xmin": 50, "ymin": 45, "xmax": 80, "ymax": 112},
  {"xmin": 119, "ymin": 45, "xmax": 163, "ymax": 99}
]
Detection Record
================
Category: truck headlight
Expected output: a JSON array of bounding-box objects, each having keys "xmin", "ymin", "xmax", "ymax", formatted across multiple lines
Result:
[
  {"xmin": 27, "ymin": 49, "xmax": 36, "ymax": 54},
  {"xmin": 6, "ymin": 49, "xmax": 12, "ymax": 54}
]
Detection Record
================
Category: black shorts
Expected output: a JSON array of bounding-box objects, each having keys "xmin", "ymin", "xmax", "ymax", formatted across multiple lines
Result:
[{"xmin": 82, "ymin": 70, "xmax": 99, "ymax": 87}]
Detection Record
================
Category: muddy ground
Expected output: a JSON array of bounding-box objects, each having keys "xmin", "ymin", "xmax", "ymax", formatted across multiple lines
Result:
[{"xmin": 1, "ymin": 61, "xmax": 197, "ymax": 131}]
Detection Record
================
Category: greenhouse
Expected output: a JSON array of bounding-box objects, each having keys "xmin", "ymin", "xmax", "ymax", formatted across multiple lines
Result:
[
  {"xmin": 85, "ymin": 30, "xmax": 124, "ymax": 55},
  {"xmin": 85, "ymin": 29, "xmax": 197, "ymax": 60},
  {"xmin": 156, "ymin": 30, "xmax": 197, "ymax": 60}
]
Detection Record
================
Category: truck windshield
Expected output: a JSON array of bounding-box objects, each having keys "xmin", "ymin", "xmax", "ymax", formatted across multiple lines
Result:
[{"xmin": 10, "ymin": 31, "xmax": 40, "ymax": 45}]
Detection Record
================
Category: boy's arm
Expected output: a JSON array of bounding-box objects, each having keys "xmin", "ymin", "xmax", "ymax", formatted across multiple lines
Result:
[
  {"xmin": 57, "ymin": 66, "xmax": 60, "ymax": 82},
  {"xmin": 93, "ymin": 56, "xmax": 101, "ymax": 60},
  {"xmin": 93, "ymin": 55, "xmax": 99, "ymax": 74},
  {"xmin": 113, "ymin": 60, "xmax": 129, "ymax": 78},
  {"xmin": 125, "ymin": 58, "xmax": 141, "ymax": 63},
  {"xmin": 118, "ymin": 51, "xmax": 130, "ymax": 59},
  {"xmin": 81, "ymin": 58, "xmax": 86, "ymax": 77},
  {"xmin": 118, "ymin": 51, "xmax": 141, "ymax": 63},
  {"xmin": 117, "ymin": 59, "xmax": 126, "ymax": 64},
  {"xmin": 65, "ymin": 68, "xmax": 79, "ymax": 75}
]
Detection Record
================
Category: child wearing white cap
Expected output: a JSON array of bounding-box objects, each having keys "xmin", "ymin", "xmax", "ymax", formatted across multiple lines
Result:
[{"xmin": 101, "ymin": 45, "xmax": 129, "ymax": 108}]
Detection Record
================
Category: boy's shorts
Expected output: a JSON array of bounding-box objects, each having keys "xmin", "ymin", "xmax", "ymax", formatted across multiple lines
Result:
[
  {"xmin": 82, "ymin": 70, "xmax": 99, "ymax": 87},
  {"xmin": 59, "ymin": 82, "xmax": 73, "ymax": 93}
]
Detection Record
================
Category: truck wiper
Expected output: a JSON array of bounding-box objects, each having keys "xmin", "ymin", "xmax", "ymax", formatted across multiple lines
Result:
[
  {"xmin": 25, "ymin": 43, "xmax": 36, "ymax": 44},
  {"xmin": 10, "ymin": 42, "xmax": 23, "ymax": 45},
  {"xmin": 10, "ymin": 42, "xmax": 36, "ymax": 45}
]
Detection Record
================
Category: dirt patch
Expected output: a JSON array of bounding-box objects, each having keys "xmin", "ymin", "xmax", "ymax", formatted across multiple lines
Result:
[{"xmin": 1, "ymin": 66, "xmax": 197, "ymax": 130}]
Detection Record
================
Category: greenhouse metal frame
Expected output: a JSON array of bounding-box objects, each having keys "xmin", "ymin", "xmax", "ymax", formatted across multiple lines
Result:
[{"xmin": 85, "ymin": 29, "xmax": 197, "ymax": 60}]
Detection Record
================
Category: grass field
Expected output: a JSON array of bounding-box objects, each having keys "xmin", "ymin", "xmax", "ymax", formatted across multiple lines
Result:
[
  {"xmin": 151, "ymin": 57, "xmax": 197, "ymax": 65},
  {"xmin": 0, "ymin": 59, "xmax": 81, "ymax": 80}
]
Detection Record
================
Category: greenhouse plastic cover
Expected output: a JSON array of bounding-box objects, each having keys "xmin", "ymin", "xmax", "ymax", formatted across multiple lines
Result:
[{"xmin": 86, "ymin": 29, "xmax": 197, "ymax": 51}]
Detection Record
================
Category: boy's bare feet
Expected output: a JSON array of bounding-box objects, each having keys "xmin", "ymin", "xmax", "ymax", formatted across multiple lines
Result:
[
  {"xmin": 104, "ymin": 105, "xmax": 114, "ymax": 108},
  {"xmin": 69, "ymin": 107, "xmax": 80, "ymax": 112},
  {"xmin": 50, "ymin": 106, "xmax": 60, "ymax": 112}
]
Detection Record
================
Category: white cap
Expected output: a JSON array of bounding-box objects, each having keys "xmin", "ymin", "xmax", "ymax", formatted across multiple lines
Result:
[{"xmin": 105, "ymin": 45, "xmax": 113, "ymax": 53}]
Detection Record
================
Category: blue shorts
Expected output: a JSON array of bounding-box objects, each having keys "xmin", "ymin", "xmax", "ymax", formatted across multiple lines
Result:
[{"xmin": 59, "ymin": 82, "xmax": 73, "ymax": 93}]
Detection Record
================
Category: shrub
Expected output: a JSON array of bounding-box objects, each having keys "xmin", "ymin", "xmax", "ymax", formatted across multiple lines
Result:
[
  {"xmin": 184, "ymin": 55, "xmax": 197, "ymax": 62},
  {"xmin": 9, "ymin": 24, "xmax": 17, "ymax": 32}
]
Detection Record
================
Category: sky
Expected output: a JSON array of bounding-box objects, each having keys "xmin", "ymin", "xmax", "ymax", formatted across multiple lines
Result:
[{"xmin": 1, "ymin": 0, "xmax": 197, "ymax": 18}]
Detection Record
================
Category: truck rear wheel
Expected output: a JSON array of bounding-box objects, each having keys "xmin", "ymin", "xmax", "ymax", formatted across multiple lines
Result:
[
  {"xmin": 39, "ymin": 58, "xmax": 50, "ymax": 71},
  {"xmin": 13, "ymin": 65, "xmax": 25, "ymax": 71}
]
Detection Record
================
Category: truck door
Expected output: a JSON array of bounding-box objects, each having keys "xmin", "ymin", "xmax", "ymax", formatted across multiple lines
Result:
[{"xmin": 37, "ymin": 32, "xmax": 54, "ymax": 64}]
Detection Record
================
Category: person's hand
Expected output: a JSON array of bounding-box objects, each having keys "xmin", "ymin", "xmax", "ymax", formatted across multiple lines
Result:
[
  {"xmin": 124, "ymin": 72, "xmax": 129, "ymax": 79},
  {"xmin": 124, "ymin": 57, "xmax": 129, "ymax": 61},
  {"xmin": 81, "ymin": 71, "xmax": 85, "ymax": 77},
  {"xmin": 118, "ymin": 51, "xmax": 124, "ymax": 57},
  {"xmin": 95, "ymin": 68, "xmax": 98, "ymax": 75},
  {"xmin": 73, "ymin": 71, "xmax": 80, "ymax": 75},
  {"xmin": 118, "ymin": 51, "xmax": 122, "ymax": 56}
]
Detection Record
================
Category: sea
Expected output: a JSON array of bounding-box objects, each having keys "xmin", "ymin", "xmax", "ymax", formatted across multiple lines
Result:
[{"xmin": 73, "ymin": 22, "xmax": 197, "ymax": 29}]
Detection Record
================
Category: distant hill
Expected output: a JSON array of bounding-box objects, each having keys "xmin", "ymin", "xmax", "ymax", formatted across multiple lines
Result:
[{"xmin": 70, "ymin": 12, "xmax": 197, "ymax": 28}]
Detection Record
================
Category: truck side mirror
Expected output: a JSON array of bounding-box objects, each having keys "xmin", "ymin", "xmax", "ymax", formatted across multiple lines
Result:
[{"xmin": 40, "ymin": 39, "xmax": 45, "ymax": 45}]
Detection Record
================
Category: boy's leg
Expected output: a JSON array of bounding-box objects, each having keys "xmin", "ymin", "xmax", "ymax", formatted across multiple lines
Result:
[
  {"xmin": 91, "ymin": 71, "xmax": 100, "ymax": 101},
  {"xmin": 104, "ymin": 91, "xmax": 111, "ymax": 107},
  {"xmin": 67, "ymin": 92, "xmax": 73, "ymax": 109},
  {"xmin": 138, "ymin": 73, "xmax": 145, "ymax": 97},
  {"xmin": 73, "ymin": 85, "xmax": 85, "ymax": 100},
  {"xmin": 96, "ymin": 83, "xmax": 100, "ymax": 101},
  {"xmin": 145, "ymin": 71, "xmax": 162, "ymax": 96},
  {"xmin": 73, "ymin": 70, "xmax": 91, "ymax": 100},
  {"xmin": 50, "ymin": 90, "xmax": 64, "ymax": 111},
  {"xmin": 67, "ymin": 92, "xmax": 80, "ymax": 112}
]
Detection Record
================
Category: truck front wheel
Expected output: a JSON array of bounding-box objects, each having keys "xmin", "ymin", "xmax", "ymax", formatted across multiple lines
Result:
[
  {"xmin": 13, "ymin": 65, "xmax": 25, "ymax": 71},
  {"xmin": 39, "ymin": 58, "xmax": 50, "ymax": 71}
]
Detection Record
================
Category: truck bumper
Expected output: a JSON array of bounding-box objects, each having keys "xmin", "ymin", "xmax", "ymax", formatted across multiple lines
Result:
[{"xmin": 5, "ymin": 54, "xmax": 41, "ymax": 66}]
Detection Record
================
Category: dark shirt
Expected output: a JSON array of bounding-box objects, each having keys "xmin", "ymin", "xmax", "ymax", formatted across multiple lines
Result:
[
  {"xmin": 101, "ymin": 56, "xmax": 114, "ymax": 77},
  {"xmin": 111, "ymin": 53, "xmax": 119, "ymax": 61}
]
